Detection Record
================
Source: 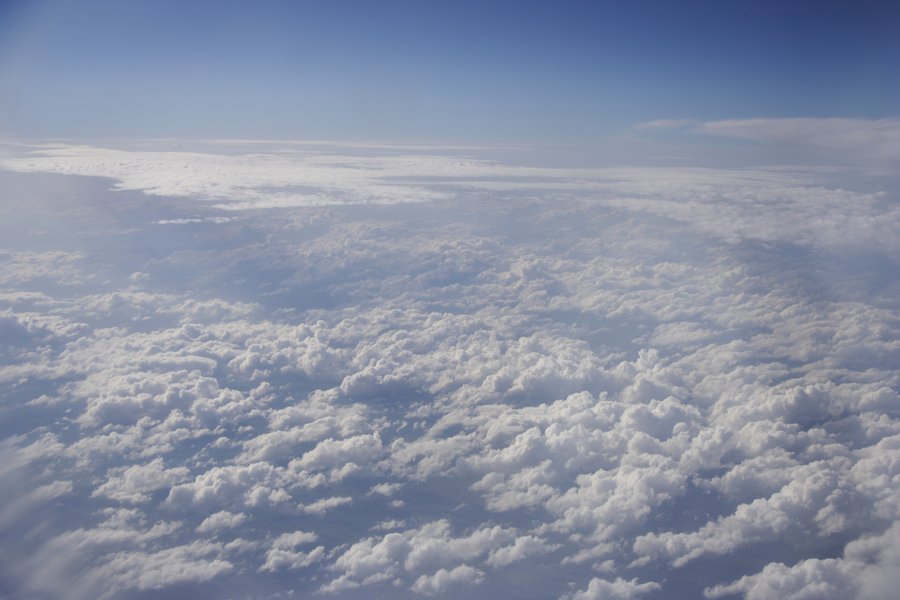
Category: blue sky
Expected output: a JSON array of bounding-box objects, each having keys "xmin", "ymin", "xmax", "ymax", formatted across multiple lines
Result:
[{"xmin": 0, "ymin": 0, "xmax": 898, "ymax": 141}]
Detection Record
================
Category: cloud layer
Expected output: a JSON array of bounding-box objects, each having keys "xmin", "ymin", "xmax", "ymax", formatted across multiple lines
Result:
[
  {"xmin": 636, "ymin": 117, "xmax": 900, "ymax": 164},
  {"xmin": 0, "ymin": 141, "xmax": 898, "ymax": 599}
]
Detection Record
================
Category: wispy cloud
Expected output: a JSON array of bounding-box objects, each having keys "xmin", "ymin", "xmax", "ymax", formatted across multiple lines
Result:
[
  {"xmin": 697, "ymin": 117, "xmax": 900, "ymax": 160},
  {"xmin": 636, "ymin": 117, "xmax": 900, "ymax": 163},
  {"xmin": 632, "ymin": 119, "xmax": 697, "ymax": 132}
]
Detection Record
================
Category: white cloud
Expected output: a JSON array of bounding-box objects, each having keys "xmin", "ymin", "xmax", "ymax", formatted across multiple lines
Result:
[
  {"xmin": 298, "ymin": 495, "xmax": 353, "ymax": 515},
  {"xmin": 0, "ymin": 249, "xmax": 89, "ymax": 286},
  {"xmin": 2, "ymin": 140, "xmax": 899, "ymax": 599},
  {"xmin": 59, "ymin": 541, "xmax": 231, "ymax": 599},
  {"xmin": 368, "ymin": 482, "xmax": 403, "ymax": 497},
  {"xmin": 411, "ymin": 564, "xmax": 485, "ymax": 595},
  {"xmin": 164, "ymin": 462, "xmax": 290, "ymax": 509},
  {"xmin": 695, "ymin": 117, "xmax": 900, "ymax": 162},
  {"xmin": 291, "ymin": 432, "xmax": 384, "ymax": 478},
  {"xmin": 372, "ymin": 519, "xmax": 407, "ymax": 531},
  {"xmin": 635, "ymin": 116, "xmax": 900, "ymax": 163},
  {"xmin": 485, "ymin": 535, "xmax": 558, "ymax": 567},
  {"xmin": 195, "ymin": 511, "xmax": 248, "ymax": 533},
  {"xmin": 93, "ymin": 457, "xmax": 190, "ymax": 503},
  {"xmin": 323, "ymin": 520, "xmax": 515, "ymax": 593},
  {"xmin": 260, "ymin": 531, "xmax": 325, "ymax": 572},
  {"xmin": 563, "ymin": 576, "xmax": 661, "ymax": 600},
  {"xmin": 11, "ymin": 512, "xmax": 214, "ymax": 599},
  {"xmin": 634, "ymin": 459, "xmax": 856, "ymax": 566},
  {"xmin": 633, "ymin": 118, "xmax": 697, "ymax": 131},
  {"xmin": 0, "ymin": 145, "xmax": 461, "ymax": 209},
  {"xmin": 704, "ymin": 559, "xmax": 855, "ymax": 600}
]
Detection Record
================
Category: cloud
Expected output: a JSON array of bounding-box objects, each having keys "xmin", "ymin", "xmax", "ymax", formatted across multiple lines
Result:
[
  {"xmin": 195, "ymin": 511, "xmax": 248, "ymax": 534},
  {"xmin": 291, "ymin": 432, "xmax": 384, "ymax": 480},
  {"xmin": 411, "ymin": 564, "xmax": 485, "ymax": 595},
  {"xmin": 7, "ymin": 509, "xmax": 220, "ymax": 599},
  {"xmin": 633, "ymin": 459, "xmax": 856, "ymax": 567},
  {"xmin": 704, "ymin": 523, "xmax": 900, "ymax": 600},
  {"xmin": 1, "ymin": 141, "xmax": 898, "ymax": 599},
  {"xmin": 298, "ymin": 495, "xmax": 353, "ymax": 515},
  {"xmin": 635, "ymin": 117, "xmax": 900, "ymax": 164},
  {"xmin": 633, "ymin": 119, "xmax": 697, "ymax": 131},
  {"xmin": 82, "ymin": 541, "xmax": 234, "ymax": 596},
  {"xmin": 260, "ymin": 531, "xmax": 325, "ymax": 572},
  {"xmin": 322, "ymin": 520, "xmax": 515, "ymax": 593},
  {"xmin": 92, "ymin": 457, "xmax": 190, "ymax": 503},
  {"xmin": 0, "ymin": 250, "xmax": 90, "ymax": 287},
  {"xmin": 695, "ymin": 117, "xmax": 900, "ymax": 161},
  {"xmin": 368, "ymin": 482, "xmax": 403, "ymax": 497},
  {"xmin": 164, "ymin": 462, "xmax": 291, "ymax": 510},
  {"xmin": 563, "ymin": 577, "xmax": 661, "ymax": 600},
  {"xmin": 0, "ymin": 145, "xmax": 463, "ymax": 209},
  {"xmin": 485, "ymin": 535, "xmax": 558, "ymax": 567}
]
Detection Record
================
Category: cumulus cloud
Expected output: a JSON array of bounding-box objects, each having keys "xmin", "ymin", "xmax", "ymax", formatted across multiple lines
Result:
[
  {"xmin": 704, "ymin": 518, "xmax": 900, "ymax": 600},
  {"xmin": 411, "ymin": 564, "xmax": 485, "ymax": 595},
  {"xmin": 291, "ymin": 432, "xmax": 384, "ymax": 475},
  {"xmin": 1, "ymin": 140, "xmax": 898, "ymax": 599},
  {"xmin": 633, "ymin": 458, "xmax": 858, "ymax": 566},
  {"xmin": 563, "ymin": 577, "xmax": 661, "ymax": 600},
  {"xmin": 485, "ymin": 535, "xmax": 558, "ymax": 567},
  {"xmin": 260, "ymin": 531, "xmax": 325, "ymax": 572},
  {"xmin": 322, "ymin": 520, "xmax": 515, "ymax": 593},
  {"xmin": 93, "ymin": 457, "xmax": 190, "ymax": 503},
  {"xmin": 195, "ymin": 511, "xmax": 248, "ymax": 534},
  {"xmin": 368, "ymin": 482, "xmax": 403, "ymax": 497},
  {"xmin": 82, "ymin": 541, "xmax": 234, "ymax": 596}
]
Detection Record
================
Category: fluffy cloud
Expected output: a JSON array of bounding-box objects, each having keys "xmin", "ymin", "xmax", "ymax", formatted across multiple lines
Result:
[
  {"xmin": 1, "ymin": 140, "xmax": 898, "ymax": 599},
  {"xmin": 704, "ymin": 522, "xmax": 900, "ymax": 600},
  {"xmin": 485, "ymin": 535, "xmax": 558, "ymax": 567},
  {"xmin": 322, "ymin": 520, "xmax": 515, "ymax": 593},
  {"xmin": 81, "ymin": 541, "xmax": 234, "ymax": 596},
  {"xmin": 93, "ymin": 457, "xmax": 190, "ymax": 503},
  {"xmin": 260, "ymin": 531, "xmax": 325, "ymax": 572},
  {"xmin": 411, "ymin": 564, "xmax": 485, "ymax": 595},
  {"xmin": 563, "ymin": 577, "xmax": 661, "ymax": 600},
  {"xmin": 195, "ymin": 511, "xmax": 248, "ymax": 534}
]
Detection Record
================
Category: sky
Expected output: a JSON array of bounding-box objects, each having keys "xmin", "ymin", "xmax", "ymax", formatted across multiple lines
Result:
[
  {"xmin": 1, "ymin": 0, "xmax": 899, "ymax": 141},
  {"xmin": 1, "ymin": 2, "xmax": 900, "ymax": 600}
]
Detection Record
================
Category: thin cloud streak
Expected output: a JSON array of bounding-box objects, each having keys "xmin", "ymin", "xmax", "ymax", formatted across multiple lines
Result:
[{"xmin": 636, "ymin": 117, "xmax": 900, "ymax": 163}]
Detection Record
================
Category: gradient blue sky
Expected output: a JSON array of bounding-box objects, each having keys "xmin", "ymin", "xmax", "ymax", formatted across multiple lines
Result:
[{"xmin": 0, "ymin": 0, "xmax": 898, "ymax": 141}]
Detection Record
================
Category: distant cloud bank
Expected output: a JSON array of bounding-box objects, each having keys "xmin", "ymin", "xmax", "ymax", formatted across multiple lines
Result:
[{"xmin": 636, "ymin": 116, "xmax": 900, "ymax": 163}]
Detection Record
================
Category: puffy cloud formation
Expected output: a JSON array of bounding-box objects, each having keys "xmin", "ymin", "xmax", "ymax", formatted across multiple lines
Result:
[
  {"xmin": 322, "ymin": 520, "xmax": 513, "ymax": 593},
  {"xmin": 0, "ymin": 141, "xmax": 898, "ymax": 599},
  {"xmin": 195, "ymin": 511, "xmax": 248, "ymax": 533},
  {"xmin": 704, "ymin": 522, "xmax": 900, "ymax": 600},
  {"xmin": 563, "ymin": 577, "xmax": 661, "ymax": 600},
  {"xmin": 259, "ymin": 530, "xmax": 325, "ymax": 573}
]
